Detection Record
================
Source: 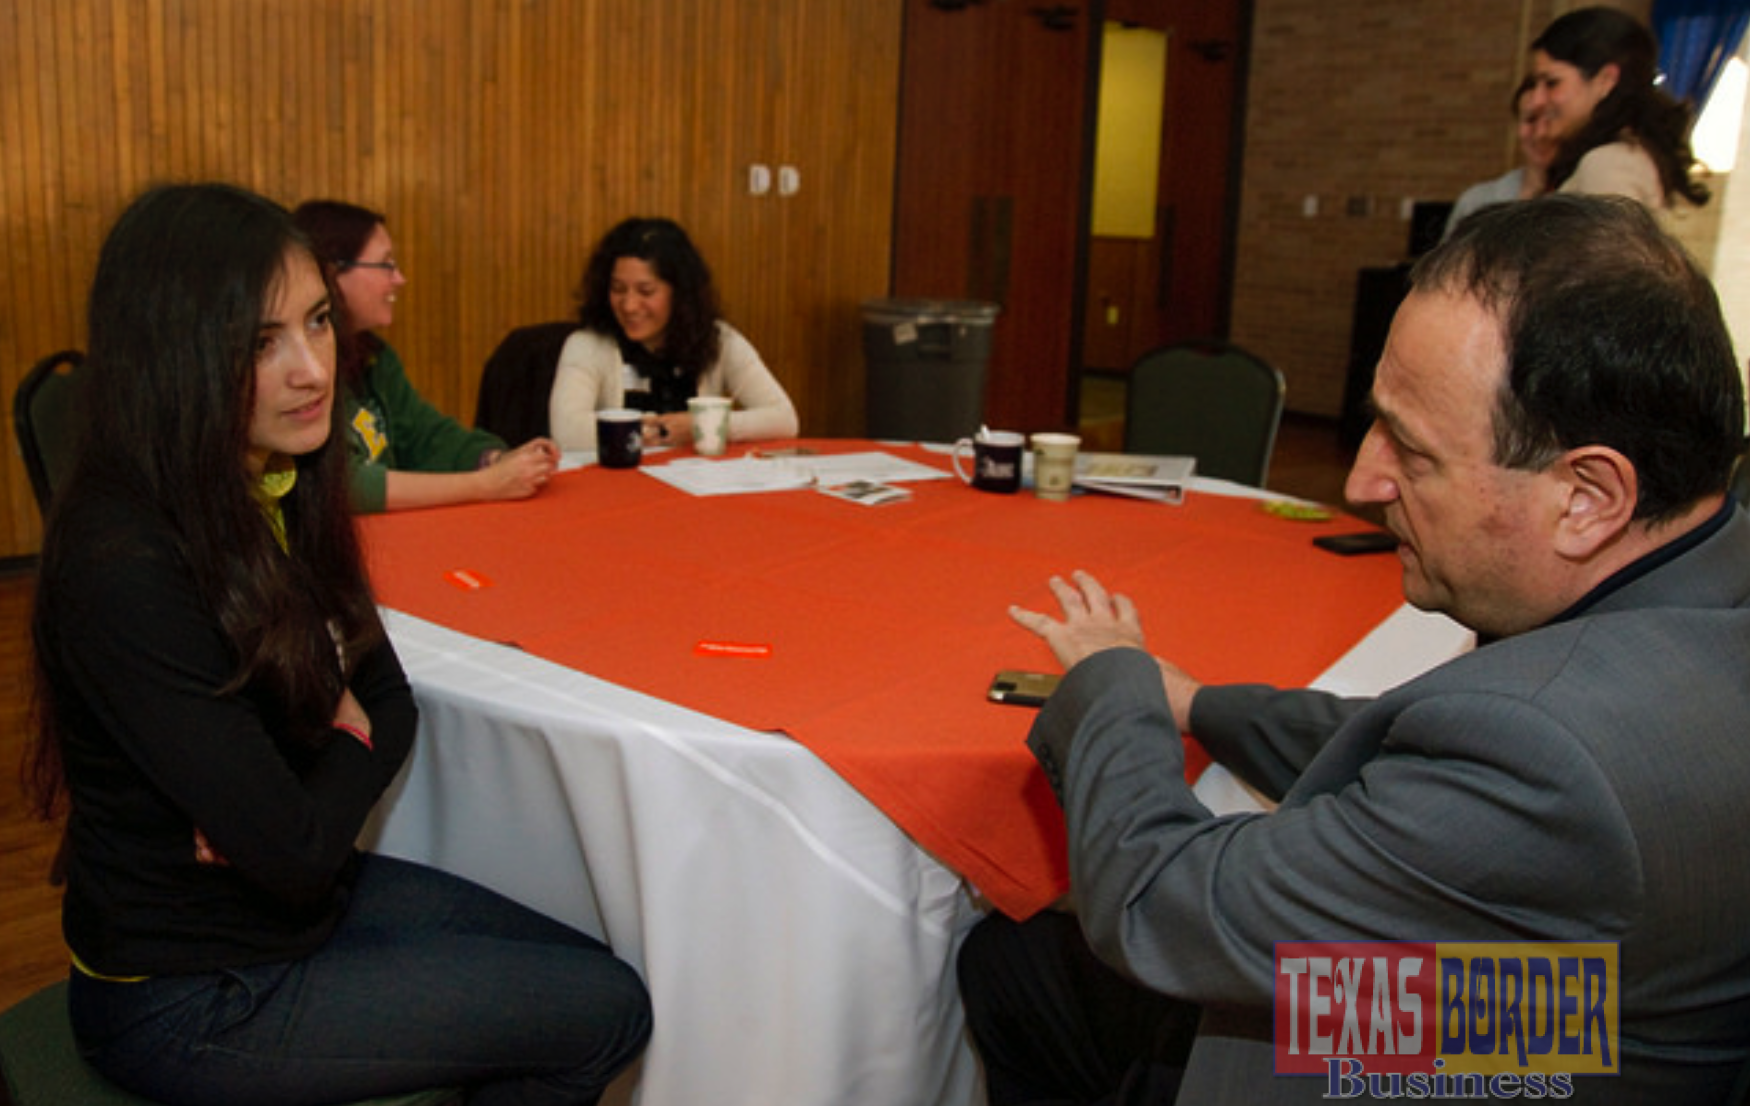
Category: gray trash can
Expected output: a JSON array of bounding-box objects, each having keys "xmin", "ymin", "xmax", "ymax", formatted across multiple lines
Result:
[{"xmin": 862, "ymin": 298, "xmax": 1000, "ymax": 443}]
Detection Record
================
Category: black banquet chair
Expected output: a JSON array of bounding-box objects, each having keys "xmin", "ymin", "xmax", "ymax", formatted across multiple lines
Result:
[
  {"xmin": 1122, "ymin": 339, "xmax": 1286, "ymax": 488},
  {"xmin": 12, "ymin": 349, "xmax": 86, "ymax": 514},
  {"xmin": 474, "ymin": 321, "xmax": 580, "ymax": 445}
]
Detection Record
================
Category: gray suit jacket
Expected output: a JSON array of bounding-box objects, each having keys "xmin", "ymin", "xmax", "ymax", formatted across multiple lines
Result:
[{"xmin": 1029, "ymin": 507, "xmax": 1750, "ymax": 1104}]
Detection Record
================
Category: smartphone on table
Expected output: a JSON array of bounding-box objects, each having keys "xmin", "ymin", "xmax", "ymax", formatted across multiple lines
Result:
[
  {"xmin": 987, "ymin": 670, "xmax": 1062, "ymax": 707},
  {"xmin": 1312, "ymin": 530, "xmax": 1399, "ymax": 556}
]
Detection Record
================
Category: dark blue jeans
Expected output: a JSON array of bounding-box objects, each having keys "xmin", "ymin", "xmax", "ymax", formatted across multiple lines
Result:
[{"xmin": 68, "ymin": 853, "xmax": 652, "ymax": 1106}]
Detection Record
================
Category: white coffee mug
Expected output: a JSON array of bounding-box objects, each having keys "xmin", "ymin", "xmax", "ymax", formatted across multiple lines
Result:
[
  {"xmin": 1030, "ymin": 432, "xmax": 1081, "ymax": 502},
  {"xmin": 688, "ymin": 396, "xmax": 732, "ymax": 457}
]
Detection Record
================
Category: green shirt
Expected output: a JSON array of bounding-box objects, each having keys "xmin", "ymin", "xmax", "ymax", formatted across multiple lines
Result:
[{"xmin": 343, "ymin": 339, "xmax": 505, "ymax": 513}]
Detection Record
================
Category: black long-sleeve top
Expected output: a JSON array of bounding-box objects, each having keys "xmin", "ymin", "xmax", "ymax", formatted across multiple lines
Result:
[{"xmin": 37, "ymin": 489, "xmax": 417, "ymax": 977}]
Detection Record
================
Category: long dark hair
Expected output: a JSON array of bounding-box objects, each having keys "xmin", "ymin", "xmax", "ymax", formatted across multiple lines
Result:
[
  {"xmin": 27, "ymin": 183, "xmax": 383, "ymax": 818},
  {"xmin": 575, "ymin": 217, "xmax": 722, "ymax": 377},
  {"xmin": 1534, "ymin": 7, "xmax": 1709, "ymax": 207},
  {"xmin": 290, "ymin": 199, "xmax": 388, "ymax": 387}
]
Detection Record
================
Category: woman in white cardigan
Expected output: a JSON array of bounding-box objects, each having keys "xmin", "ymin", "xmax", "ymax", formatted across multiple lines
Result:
[{"xmin": 549, "ymin": 218, "xmax": 799, "ymax": 452}]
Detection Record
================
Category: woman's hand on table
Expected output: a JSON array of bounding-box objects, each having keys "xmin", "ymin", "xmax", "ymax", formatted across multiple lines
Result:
[
  {"xmin": 479, "ymin": 438, "xmax": 559, "ymax": 500},
  {"xmin": 642, "ymin": 412, "xmax": 691, "ymax": 447},
  {"xmin": 1009, "ymin": 569, "xmax": 1202, "ymax": 732}
]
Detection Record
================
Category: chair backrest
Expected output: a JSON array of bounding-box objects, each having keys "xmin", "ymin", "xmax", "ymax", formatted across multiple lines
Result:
[
  {"xmin": 474, "ymin": 322, "xmax": 579, "ymax": 445},
  {"xmin": 1122, "ymin": 339, "xmax": 1285, "ymax": 487},
  {"xmin": 1731, "ymin": 449, "xmax": 1750, "ymax": 510},
  {"xmin": 13, "ymin": 350, "xmax": 86, "ymax": 514}
]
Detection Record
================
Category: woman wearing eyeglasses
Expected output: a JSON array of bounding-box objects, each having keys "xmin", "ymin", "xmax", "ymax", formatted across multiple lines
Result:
[{"xmin": 291, "ymin": 200, "xmax": 560, "ymax": 512}]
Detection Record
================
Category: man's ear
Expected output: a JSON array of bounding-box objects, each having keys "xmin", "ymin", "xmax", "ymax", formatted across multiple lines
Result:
[{"xmin": 1553, "ymin": 445, "xmax": 1636, "ymax": 558}]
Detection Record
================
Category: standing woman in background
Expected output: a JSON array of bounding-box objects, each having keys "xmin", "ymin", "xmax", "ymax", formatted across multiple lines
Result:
[
  {"xmin": 1527, "ymin": 6, "xmax": 1710, "ymax": 212},
  {"xmin": 548, "ymin": 217, "xmax": 799, "ymax": 452},
  {"xmin": 29, "ymin": 182, "xmax": 650, "ymax": 1105},
  {"xmin": 292, "ymin": 200, "xmax": 560, "ymax": 512},
  {"xmin": 1442, "ymin": 76, "xmax": 1559, "ymax": 238}
]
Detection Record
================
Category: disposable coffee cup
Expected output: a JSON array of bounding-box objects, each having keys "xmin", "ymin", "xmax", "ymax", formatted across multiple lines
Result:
[
  {"xmin": 688, "ymin": 396, "xmax": 732, "ymax": 457},
  {"xmin": 951, "ymin": 430, "xmax": 1024, "ymax": 494},
  {"xmin": 1030, "ymin": 432, "xmax": 1081, "ymax": 502},
  {"xmin": 596, "ymin": 408, "xmax": 643, "ymax": 469}
]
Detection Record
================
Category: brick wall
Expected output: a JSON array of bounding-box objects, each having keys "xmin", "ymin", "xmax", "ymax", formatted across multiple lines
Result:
[{"xmin": 1231, "ymin": 0, "xmax": 1649, "ymax": 417}]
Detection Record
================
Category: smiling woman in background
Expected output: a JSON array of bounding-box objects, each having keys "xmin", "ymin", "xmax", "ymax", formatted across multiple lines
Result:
[
  {"xmin": 292, "ymin": 199, "xmax": 560, "ymax": 512},
  {"xmin": 548, "ymin": 216, "xmax": 799, "ymax": 452},
  {"xmin": 1442, "ymin": 76, "xmax": 1559, "ymax": 239},
  {"xmin": 1526, "ymin": 6, "xmax": 1710, "ymax": 212},
  {"xmin": 29, "ymin": 182, "xmax": 650, "ymax": 1104}
]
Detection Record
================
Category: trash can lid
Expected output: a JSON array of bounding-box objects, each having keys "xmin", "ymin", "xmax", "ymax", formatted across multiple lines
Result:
[{"xmin": 860, "ymin": 298, "xmax": 1001, "ymax": 326}]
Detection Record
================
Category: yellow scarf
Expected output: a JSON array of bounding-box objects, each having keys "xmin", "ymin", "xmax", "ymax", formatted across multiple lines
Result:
[{"xmin": 254, "ymin": 462, "xmax": 298, "ymax": 552}]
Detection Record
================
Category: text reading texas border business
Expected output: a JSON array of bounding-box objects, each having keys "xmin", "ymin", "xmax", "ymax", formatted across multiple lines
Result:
[{"xmin": 1274, "ymin": 941, "xmax": 1618, "ymax": 1100}]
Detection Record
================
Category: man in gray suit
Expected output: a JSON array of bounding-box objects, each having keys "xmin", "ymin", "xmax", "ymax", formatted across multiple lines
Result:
[{"xmin": 959, "ymin": 194, "xmax": 1750, "ymax": 1105}]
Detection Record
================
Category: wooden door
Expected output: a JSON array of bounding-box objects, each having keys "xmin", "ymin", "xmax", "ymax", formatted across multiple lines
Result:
[
  {"xmin": 891, "ymin": 0, "xmax": 1099, "ymax": 433},
  {"xmin": 1084, "ymin": 0, "xmax": 1247, "ymax": 371}
]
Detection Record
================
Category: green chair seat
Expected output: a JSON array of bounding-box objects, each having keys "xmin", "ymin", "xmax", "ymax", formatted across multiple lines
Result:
[{"xmin": 0, "ymin": 980, "xmax": 461, "ymax": 1106}]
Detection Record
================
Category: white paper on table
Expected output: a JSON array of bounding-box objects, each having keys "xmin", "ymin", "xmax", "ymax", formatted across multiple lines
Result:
[
  {"xmin": 643, "ymin": 456, "xmax": 818, "ymax": 496},
  {"xmin": 644, "ymin": 451, "xmax": 952, "ymax": 497},
  {"xmin": 792, "ymin": 451, "xmax": 953, "ymax": 486}
]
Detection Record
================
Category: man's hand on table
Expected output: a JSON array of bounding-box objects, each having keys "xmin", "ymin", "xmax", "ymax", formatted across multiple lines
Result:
[{"xmin": 1009, "ymin": 569, "xmax": 1202, "ymax": 734}]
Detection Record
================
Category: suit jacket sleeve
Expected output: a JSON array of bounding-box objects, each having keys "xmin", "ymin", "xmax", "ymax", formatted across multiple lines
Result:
[
  {"xmin": 1028, "ymin": 648, "xmax": 1637, "ymax": 1008},
  {"xmin": 1190, "ymin": 683, "xmax": 1372, "ymax": 801}
]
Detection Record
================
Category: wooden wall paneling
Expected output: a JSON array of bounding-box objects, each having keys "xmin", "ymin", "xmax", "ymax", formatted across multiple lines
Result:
[
  {"xmin": 892, "ymin": 0, "xmax": 1097, "ymax": 435},
  {"xmin": 3, "ymin": 5, "xmax": 55, "ymax": 547},
  {"xmin": 1155, "ymin": 0, "xmax": 1244, "ymax": 345},
  {"xmin": 1, "ymin": 0, "xmax": 903, "ymax": 559},
  {"xmin": 776, "ymin": 6, "xmax": 821, "ymax": 435},
  {"xmin": 750, "ymin": 2, "xmax": 808, "ymax": 436},
  {"xmin": 817, "ymin": 2, "xmax": 905, "ymax": 437},
  {"xmin": 820, "ymin": 4, "xmax": 902, "ymax": 437},
  {"xmin": 0, "ymin": 7, "xmax": 21, "ymax": 538}
]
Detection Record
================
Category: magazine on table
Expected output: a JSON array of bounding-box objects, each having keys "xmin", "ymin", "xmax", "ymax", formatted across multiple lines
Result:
[{"xmin": 1072, "ymin": 452, "xmax": 1197, "ymax": 504}]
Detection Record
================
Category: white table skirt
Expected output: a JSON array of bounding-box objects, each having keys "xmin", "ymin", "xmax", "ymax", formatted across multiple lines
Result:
[
  {"xmin": 360, "ymin": 609, "xmax": 988, "ymax": 1106},
  {"xmin": 360, "ymin": 480, "xmax": 1476, "ymax": 1106}
]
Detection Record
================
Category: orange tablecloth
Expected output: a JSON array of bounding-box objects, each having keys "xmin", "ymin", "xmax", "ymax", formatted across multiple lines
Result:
[{"xmin": 360, "ymin": 441, "xmax": 1405, "ymax": 918}]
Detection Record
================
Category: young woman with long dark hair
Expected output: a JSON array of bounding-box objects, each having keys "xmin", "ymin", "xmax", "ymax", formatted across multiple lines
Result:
[{"xmin": 29, "ymin": 182, "xmax": 650, "ymax": 1105}]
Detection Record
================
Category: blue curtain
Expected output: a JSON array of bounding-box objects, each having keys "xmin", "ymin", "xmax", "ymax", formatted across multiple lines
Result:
[{"xmin": 1653, "ymin": 0, "xmax": 1750, "ymax": 105}]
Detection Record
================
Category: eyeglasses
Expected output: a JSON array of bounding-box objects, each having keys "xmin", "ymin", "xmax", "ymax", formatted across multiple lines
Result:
[{"xmin": 342, "ymin": 258, "xmax": 399, "ymax": 273}]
